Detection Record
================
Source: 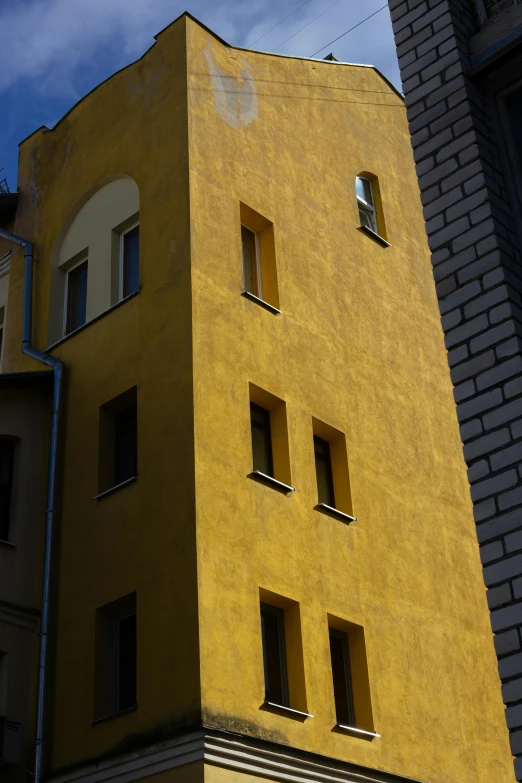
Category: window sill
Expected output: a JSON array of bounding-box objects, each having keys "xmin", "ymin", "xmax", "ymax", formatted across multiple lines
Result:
[
  {"xmin": 358, "ymin": 225, "xmax": 391, "ymax": 247},
  {"xmin": 94, "ymin": 476, "xmax": 137, "ymax": 501},
  {"xmin": 46, "ymin": 290, "xmax": 140, "ymax": 352},
  {"xmin": 91, "ymin": 705, "xmax": 137, "ymax": 725},
  {"xmin": 242, "ymin": 291, "xmax": 281, "ymax": 315},
  {"xmin": 315, "ymin": 503, "xmax": 357, "ymax": 524},
  {"xmin": 0, "ymin": 538, "xmax": 15, "ymax": 549},
  {"xmin": 263, "ymin": 702, "xmax": 313, "ymax": 720},
  {"xmin": 249, "ymin": 471, "xmax": 295, "ymax": 494},
  {"xmin": 334, "ymin": 724, "xmax": 380, "ymax": 741}
]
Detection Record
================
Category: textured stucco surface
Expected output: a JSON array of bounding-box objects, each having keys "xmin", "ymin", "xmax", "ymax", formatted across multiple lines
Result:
[
  {"xmin": 1, "ymin": 12, "xmax": 514, "ymax": 783},
  {"xmin": 187, "ymin": 18, "xmax": 513, "ymax": 783}
]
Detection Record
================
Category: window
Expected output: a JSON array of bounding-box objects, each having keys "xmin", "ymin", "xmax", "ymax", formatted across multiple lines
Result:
[
  {"xmin": 48, "ymin": 178, "xmax": 139, "ymax": 346},
  {"xmin": 0, "ymin": 652, "xmax": 7, "ymax": 717},
  {"xmin": 356, "ymin": 177, "xmax": 378, "ymax": 234},
  {"xmin": 98, "ymin": 387, "xmax": 137, "ymax": 495},
  {"xmin": 64, "ymin": 259, "xmax": 88, "ymax": 335},
  {"xmin": 259, "ymin": 590, "xmax": 308, "ymax": 715},
  {"xmin": 251, "ymin": 403, "xmax": 273, "ymax": 477},
  {"xmin": 94, "ymin": 593, "xmax": 137, "ymax": 719},
  {"xmin": 504, "ymin": 87, "xmax": 522, "ymax": 180},
  {"xmin": 314, "ymin": 436, "xmax": 335, "ymax": 508},
  {"xmin": 0, "ymin": 307, "xmax": 4, "ymax": 368},
  {"xmin": 249, "ymin": 384, "xmax": 293, "ymax": 491},
  {"xmin": 328, "ymin": 616, "xmax": 375, "ymax": 737},
  {"xmin": 312, "ymin": 419, "xmax": 354, "ymax": 521},
  {"xmin": 261, "ymin": 603, "xmax": 289, "ymax": 706},
  {"xmin": 0, "ymin": 440, "xmax": 15, "ymax": 542},
  {"xmin": 114, "ymin": 405, "xmax": 138, "ymax": 486},
  {"xmin": 242, "ymin": 226, "xmax": 262, "ymax": 299},
  {"xmin": 240, "ymin": 203, "xmax": 280, "ymax": 312},
  {"xmin": 120, "ymin": 224, "xmax": 140, "ymax": 299},
  {"xmin": 329, "ymin": 628, "xmax": 356, "ymax": 726}
]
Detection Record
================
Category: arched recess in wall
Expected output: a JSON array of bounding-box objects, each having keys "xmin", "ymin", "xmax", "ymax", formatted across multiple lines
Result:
[
  {"xmin": 47, "ymin": 177, "xmax": 140, "ymax": 346},
  {"xmin": 355, "ymin": 171, "xmax": 387, "ymax": 241}
]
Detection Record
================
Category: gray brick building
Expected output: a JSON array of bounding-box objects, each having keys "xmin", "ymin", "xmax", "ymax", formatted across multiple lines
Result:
[{"xmin": 386, "ymin": 0, "xmax": 522, "ymax": 777}]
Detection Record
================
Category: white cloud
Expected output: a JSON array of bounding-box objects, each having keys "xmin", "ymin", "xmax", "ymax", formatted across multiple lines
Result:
[{"xmin": 0, "ymin": 0, "xmax": 401, "ymax": 96}]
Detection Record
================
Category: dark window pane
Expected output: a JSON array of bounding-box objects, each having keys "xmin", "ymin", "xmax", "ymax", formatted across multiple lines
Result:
[
  {"xmin": 242, "ymin": 226, "xmax": 259, "ymax": 296},
  {"xmin": 66, "ymin": 261, "xmax": 88, "ymax": 334},
  {"xmin": 314, "ymin": 436, "xmax": 335, "ymax": 507},
  {"xmin": 261, "ymin": 604, "xmax": 288, "ymax": 706},
  {"xmin": 123, "ymin": 227, "xmax": 140, "ymax": 298},
  {"xmin": 114, "ymin": 404, "xmax": 137, "ymax": 485},
  {"xmin": 505, "ymin": 88, "xmax": 522, "ymax": 179},
  {"xmin": 250, "ymin": 403, "xmax": 273, "ymax": 476},
  {"xmin": 0, "ymin": 440, "xmax": 15, "ymax": 541},
  {"xmin": 116, "ymin": 613, "xmax": 136, "ymax": 711},
  {"xmin": 329, "ymin": 630, "xmax": 356, "ymax": 726}
]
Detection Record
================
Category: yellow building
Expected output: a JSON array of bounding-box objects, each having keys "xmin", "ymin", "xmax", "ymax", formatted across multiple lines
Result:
[{"xmin": 0, "ymin": 12, "xmax": 516, "ymax": 783}]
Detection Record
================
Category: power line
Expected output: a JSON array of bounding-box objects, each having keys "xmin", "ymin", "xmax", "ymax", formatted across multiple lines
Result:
[
  {"xmin": 273, "ymin": 0, "xmax": 345, "ymax": 52},
  {"xmin": 310, "ymin": 3, "xmax": 388, "ymax": 57},
  {"xmin": 248, "ymin": 0, "xmax": 317, "ymax": 47}
]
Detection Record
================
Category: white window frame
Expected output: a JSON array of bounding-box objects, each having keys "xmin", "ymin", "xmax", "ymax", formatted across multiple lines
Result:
[
  {"xmin": 63, "ymin": 256, "xmax": 88, "ymax": 337},
  {"xmin": 241, "ymin": 224, "xmax": 263, "ymax": 300},
  {"xmin": 119, "ymin": 221, "xmax": 140, "ymax": 302},
  {"xmin": 356, "ymin": 177, "xmax": 378, "ymax": 234}
]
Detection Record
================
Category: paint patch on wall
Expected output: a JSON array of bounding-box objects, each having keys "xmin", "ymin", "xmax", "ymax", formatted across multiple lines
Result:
[{"xmin": 204, "ymin": 47, "xmax": 258, "ymax": 129}]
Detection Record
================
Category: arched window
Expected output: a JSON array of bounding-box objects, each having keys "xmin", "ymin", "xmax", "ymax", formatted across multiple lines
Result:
[
  {"xmin": 48, "ymin": 177, "xmax": 139, "ymax": 345},
  {"xmin": 355, "ymin": 173, "xmax": 387, "ymax": 243}
]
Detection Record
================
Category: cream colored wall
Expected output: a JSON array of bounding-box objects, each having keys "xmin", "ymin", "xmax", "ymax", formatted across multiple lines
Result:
[
  {"xmin": 47, "ymin": 177, "xmax": 139, "ymax": 344},
  {"xmin": 187, "ymin": 19, "xmax": 514, "ymax": 783}
]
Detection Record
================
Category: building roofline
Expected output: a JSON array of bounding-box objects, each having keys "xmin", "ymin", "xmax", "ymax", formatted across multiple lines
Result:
[{"xmin": 18, "ymin": 10, "xmax": 402, "ymax": 148}]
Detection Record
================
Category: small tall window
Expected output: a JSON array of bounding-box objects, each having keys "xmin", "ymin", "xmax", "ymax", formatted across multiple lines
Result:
[
  {"xmin": 356, "ymin": 177, "xmax": 378, "ymax": 234},
  {"xmin": 0, "ymin": 307, "xmax": 5, "ymax": 367},
  {"xmin": 260, "ymin": 603, "xmax": 289, "ymax": 707},
  {"xmin": 312, "ymin": 419, "xmax": 354, "ymax": 521},
  {"xmin": 64, "ymin": 259, "xmax": 88, "ymax": 335},
  {"xmin": 314, "ymin": 436, "xmax": 335, "ymax": 507},
  {"xmin": 0, "ymin": 440, "xmax": 15, "ymax": 542},
  {"xmin": 240, "ymin": 203, "xmax": 280, "ymax": 312},
  {"xmin": 0, "ymin": 651, "xmax": 7, "ymax": 717},
  {"xmin": 98, "ymin": 387, "xmax": 137, "ymax": 495},
  {"xmin": 114, "ymin": 405, "xmax": 138, "ymax": 486},
  {"xmin": 94, "ymin": 594, "xmax": 137, "ymax": 719},
  {"xmin": 251, "ymin": 403, "xmax": 273, "ymax": 477},
  {"xmin": 329, "ymin": 628, "xmax": 356, "ymax": 726},
  {"xmin": 120, "ymin": 224, "xmax": 140, "ymax": 299},
  {"xmin": 114, "ymin": 608, "xmax": 137, "ymax": 712},
  {"xmin": 242, "ymin": 226, "xmax": 262, "ymax": 299}
]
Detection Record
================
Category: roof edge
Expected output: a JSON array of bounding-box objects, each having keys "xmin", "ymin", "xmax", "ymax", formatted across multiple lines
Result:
[{"xmin": 19, "ymin": 9, "xmax": 402, "ymax": 149}]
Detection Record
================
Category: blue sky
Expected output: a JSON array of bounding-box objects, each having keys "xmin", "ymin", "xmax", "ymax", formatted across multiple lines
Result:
[{"xmin": 0, "ymin": 0, "xmax": 401, "ymax": 191}]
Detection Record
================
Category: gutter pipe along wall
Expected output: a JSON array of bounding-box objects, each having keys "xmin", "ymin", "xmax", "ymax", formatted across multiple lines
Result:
[{"xmin": 0, "ymin": 226, "xmax": 65, "ymax": 783}]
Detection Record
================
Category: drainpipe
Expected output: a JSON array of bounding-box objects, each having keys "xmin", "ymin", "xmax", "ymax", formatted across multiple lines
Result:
[{"xmin": 0, "ymin": 227, "xmax": 64, "ymax": 783}]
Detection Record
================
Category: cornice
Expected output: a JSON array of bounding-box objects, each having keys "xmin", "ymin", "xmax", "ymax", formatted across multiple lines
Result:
[{"xmin": 50, "ymin": 728, "xmax": 421, "ymax": 783}]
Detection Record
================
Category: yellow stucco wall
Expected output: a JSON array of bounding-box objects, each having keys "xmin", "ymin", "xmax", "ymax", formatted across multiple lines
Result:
[
  {"xmin": 2, "ymin": 12, "xmax": 514, "ymax": 783},
  {"xmin": 186, "ymin": 18, "xmax": 514, "ymax": 783},
  {"xmin": 8, "ymin": 16, "xmax": 200, "ymax": 771}
]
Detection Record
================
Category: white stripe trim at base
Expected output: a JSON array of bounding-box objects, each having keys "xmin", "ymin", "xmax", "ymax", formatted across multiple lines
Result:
[{"xmin": 49, "ymin": 730, "xmax": 421, "ymax": 783}]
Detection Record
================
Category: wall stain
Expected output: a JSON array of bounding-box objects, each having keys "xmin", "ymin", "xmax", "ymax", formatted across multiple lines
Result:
[{"xmin": 203, "ymin": 46, "xmax": 258, "ymax": 129}]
